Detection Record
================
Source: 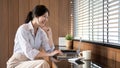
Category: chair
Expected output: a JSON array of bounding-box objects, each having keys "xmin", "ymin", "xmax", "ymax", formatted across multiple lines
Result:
[{"xmin": 39, "ymin": 48, "xmax": 58, "ymax": 68}]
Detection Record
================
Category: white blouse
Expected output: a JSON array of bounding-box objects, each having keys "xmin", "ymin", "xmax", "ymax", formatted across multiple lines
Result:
[{"xmin": 13, "ymin": 21, "xmax": 55, "ymax": 60}]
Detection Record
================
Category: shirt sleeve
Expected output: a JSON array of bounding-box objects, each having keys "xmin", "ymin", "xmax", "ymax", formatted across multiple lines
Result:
[
  {"xmin": 17, "ymin": 27, "xmax": 39, "ymax": 60},
  {"xmin": 41, "ymin": 31, "xmax": 55, "ymax": 53}
]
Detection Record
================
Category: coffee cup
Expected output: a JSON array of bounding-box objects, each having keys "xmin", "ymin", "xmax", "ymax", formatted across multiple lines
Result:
[{"xmin": 79, "ymin": 50, "xmax": 91, "ymax": 60}]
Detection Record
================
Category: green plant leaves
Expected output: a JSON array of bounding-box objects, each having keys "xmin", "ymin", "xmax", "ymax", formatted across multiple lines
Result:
[{"xmin": 65, "ymin": 34, "xmax": 73, "ymax": 40}]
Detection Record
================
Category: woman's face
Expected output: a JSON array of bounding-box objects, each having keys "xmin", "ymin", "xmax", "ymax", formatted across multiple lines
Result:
[{"xmin": 37, "ymin": 12, "xmax": 48, "ymax": 28}]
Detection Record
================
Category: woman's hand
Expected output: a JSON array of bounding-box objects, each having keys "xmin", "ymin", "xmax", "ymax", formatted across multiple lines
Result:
[
  {"xmin": 50, "ymin": 50, "xmax": 63, "ymax": 56},
  {"xmin": 42, "ymin": 26, "xmax": 52, "ymax": 38},
  {"xmin": 49, "ymin": 50, "xmax": 63, "ymax": 62}
]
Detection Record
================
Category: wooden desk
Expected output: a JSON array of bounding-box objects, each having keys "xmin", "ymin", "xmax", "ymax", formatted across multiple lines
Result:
[{"xmin": 54, "ymin": 46, "xmax": 120, "ymax": 68}]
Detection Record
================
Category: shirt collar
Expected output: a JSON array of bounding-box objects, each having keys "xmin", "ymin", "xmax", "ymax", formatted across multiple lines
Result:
[
  {"xmin": 28, "ymin": 21, "xmax": 35, "ymax": 35},
  {"xmin": 27, "ymin": 21, "xmax": 43, "ymax": 36}
]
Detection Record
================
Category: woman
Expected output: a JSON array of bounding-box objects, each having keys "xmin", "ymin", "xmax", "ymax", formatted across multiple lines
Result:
[{"xmin": 7, "ymin": 5, "xmax": 62, "ymax": 68}]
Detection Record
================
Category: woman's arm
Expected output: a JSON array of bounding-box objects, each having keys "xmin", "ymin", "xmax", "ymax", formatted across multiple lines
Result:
[
  {"xmin": 34, "ymin": 26, "xmax": 63, "ymax": 59},
  {"xmin": 35, "ymin": 50, "xmax": 62, "ymax": 59},
  {"xmin": 42, "ymin": 26, "xmax": 54, "ymax": 48}
]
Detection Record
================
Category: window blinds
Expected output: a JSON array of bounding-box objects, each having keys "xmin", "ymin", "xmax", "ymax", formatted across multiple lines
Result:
[
  {"xmin": 90, "ymin": 0, "xmax": 103, "ymax": 42},
  {"xmin": 107, "ymin": 0, "xmax": 120, "ymax": 44},
  {"xmin": 73, "ymin": 0, "xmax": 89, "ymax": 40},
  {"xmin": 73, "ymin": 0, "xmax": 120, "ymax": 45}
]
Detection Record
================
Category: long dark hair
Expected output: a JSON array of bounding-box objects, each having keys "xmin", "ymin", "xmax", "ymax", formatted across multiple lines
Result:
[{"xmin": 25, "ymin": 5, "xmax": 49, "ymax": 23}]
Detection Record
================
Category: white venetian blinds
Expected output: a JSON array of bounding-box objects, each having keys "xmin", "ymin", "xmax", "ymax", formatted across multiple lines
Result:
[
  {"xmin": 73, "ymin": 0, "xmax": 89, "ymax": 40},
  {"xmin": 105, "ymin": 0, "xmax": 120, "ymax": 44},
  {"xmin": 73, "ymin": 0, "xmax": 120, "ymax": 45},
  {"xmin": 90, "ymin": 0, "xmax": 103, "ymax": 42}
]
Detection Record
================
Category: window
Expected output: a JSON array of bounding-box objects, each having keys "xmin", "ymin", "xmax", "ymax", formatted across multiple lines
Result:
[
  {"xmin": 73, "ymin": 0, "xmax": 89, "ymax": 40},
  {"xmin": 72, "ymin": 0, "xmax": 120, "ymax": 45},
  {"xmin": 90, "ymin": 0, "xmax": 103, "ymax": 42}
]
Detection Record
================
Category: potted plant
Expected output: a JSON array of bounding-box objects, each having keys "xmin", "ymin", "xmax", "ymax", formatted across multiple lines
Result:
[{"xmin": 65, "ymin": 34, "xmax": 73, "ymax": 49}]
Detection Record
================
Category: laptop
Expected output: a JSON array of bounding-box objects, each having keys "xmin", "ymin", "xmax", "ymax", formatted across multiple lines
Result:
[{"xmin": 53, "ymin": 50, "xmax": 77, "ymax": 60}]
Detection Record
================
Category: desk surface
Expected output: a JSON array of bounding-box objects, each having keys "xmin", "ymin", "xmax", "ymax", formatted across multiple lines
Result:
[
  {"xmin": 55, "ymin": 58, "xmax": 102, "ymax": 68},
  {"xmin": 55, "ymin": 46, "xmax": 120, "ymax": 68},
  {"xmin": 54, "ymin": 46, "xmax": 102, "ymax": 68}
]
